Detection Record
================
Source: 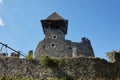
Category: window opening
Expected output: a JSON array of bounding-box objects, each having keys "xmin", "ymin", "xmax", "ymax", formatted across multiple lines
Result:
[
  {"xmin": 52, "ymin": 35, "xmax": 57, "ymax": 39},
  {"xmin": 51, "ymin": 43, "xmax": 56, "ymax": 48},
  {"xmin": 69, "ymin": 47, "xmax": 72, "ymax": 50}
]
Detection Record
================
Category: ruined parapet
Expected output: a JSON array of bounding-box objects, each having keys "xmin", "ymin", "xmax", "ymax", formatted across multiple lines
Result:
[
  {"xmin": 72, "ymin": 47, "xmax": 78, "ymax": 57},
  {"xmin": 80, "ymin": 37, "xmax": 95, "ymax": 57},
  {"xmin": 82, "ymin": 37, "xmax": 91, "ymax": 44},
  {"xmin": 10, "ymin": 52, "xmax": 20, "ymax": 58},
  {"xmin": 107, "ymin": 50, "xmax": 120, "ymax": 63},
  {"xmin": 0, "ymin": 53, "xmax": 7, "ymax": 58}
]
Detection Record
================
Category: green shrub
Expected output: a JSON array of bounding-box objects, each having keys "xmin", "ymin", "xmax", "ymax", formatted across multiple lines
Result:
[
  {"xmin": 26, "ymin": 50, "xmax": 33, "ymax": 60},
  {"xmin": 51, "ymin": 57, "xmax": 65, "ymax": 67},
  {"xmin": 47, "ymin": 77, "xmax": 58, "ymax": 80},
  {"xmin": 39, "ymin": 54, "xmax": 58, "ymax": 68},
  {"xmin": 39, "ymin": 54, "xmax": 65, "ymax": 68},
  {"xmin": 47, "ymin": 77, "xmax": 69, "ymax": 80}
]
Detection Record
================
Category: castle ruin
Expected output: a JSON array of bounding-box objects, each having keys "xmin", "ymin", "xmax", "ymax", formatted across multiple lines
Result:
[
  {"xmin": 0, "ymin": 12, "xmax": 120, "ymax": 80},
  {"xmin": 35, "ymin": 12, "xmax": 95, "ymax": 59}
]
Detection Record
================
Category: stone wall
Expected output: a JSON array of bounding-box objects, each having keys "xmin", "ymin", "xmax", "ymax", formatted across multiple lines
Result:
[
  {"xmin": 35, "ymin": 12, "xmax": 94, "ymax": 60},
  {"xmin": 107, "ymin": 50, "xmax": 120, "ymax": 63},
  {"xmin": 35, "ymin": 28, "xmax": 94, "ymax": 59},
  {"xmin": 0, "ymin": 57, "xmax": 120, "ymax": 79}
]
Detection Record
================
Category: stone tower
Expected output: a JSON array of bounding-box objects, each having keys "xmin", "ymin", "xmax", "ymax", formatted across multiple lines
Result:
[{"xmin": 35, "ymin": 12, "xmax": 95, "ymax": 59}]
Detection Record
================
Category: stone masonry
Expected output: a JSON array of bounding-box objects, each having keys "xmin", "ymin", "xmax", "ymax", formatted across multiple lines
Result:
[
  {"xmin": 35, "ymin": 12, "xmax": 95, "ymax": 59},
  {"xmin": 0, "ymin": 57, "xmax": 120, "ymax": 79}
]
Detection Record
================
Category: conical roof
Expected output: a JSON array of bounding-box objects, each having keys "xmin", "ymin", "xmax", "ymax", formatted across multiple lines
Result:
[{"xmin": 46, "ymin": 12, "xmax": 64, "ymax": 20}]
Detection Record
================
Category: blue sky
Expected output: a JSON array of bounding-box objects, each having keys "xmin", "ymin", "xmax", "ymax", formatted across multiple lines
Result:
[{"xmin": 0, "ymin": 0, "xmax": 120, "ymax": 59}]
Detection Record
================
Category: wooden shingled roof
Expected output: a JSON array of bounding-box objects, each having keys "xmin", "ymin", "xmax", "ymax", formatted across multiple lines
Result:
[{"xmin": 46, "ymin": 12, "xmax": 64, "ymax": 20}]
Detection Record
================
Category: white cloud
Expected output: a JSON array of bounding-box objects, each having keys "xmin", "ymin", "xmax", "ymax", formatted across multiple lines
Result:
[
  {"xmin": 0, "ymin": 17, "xmax": 5, "ymax": 26},
  {"xmin": 0, "ymin": 0, "xmax": 3, "ymax": 4},
  {"xmin": 0, "ymin": 1, "xmax": 4, "ymax": 26}
]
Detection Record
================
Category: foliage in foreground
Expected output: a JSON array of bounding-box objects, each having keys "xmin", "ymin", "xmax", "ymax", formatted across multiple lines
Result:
[
  {"xmin": 39, "ymin": 54, "xmax": 64, "ymax": 68},
  {"xmin": 0, "ymin": 77, "xmax": 36, "ymax": 80},
  {"xmin": 26, "ymin": 50, "xmax": 33, "ymax": 60}
]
